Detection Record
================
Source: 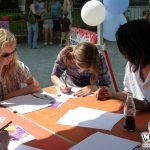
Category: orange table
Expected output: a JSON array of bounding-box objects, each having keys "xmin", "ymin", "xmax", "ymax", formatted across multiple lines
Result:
[
  {"xmin": 0, "ymin": 107, "xmax": 72, "ymax": 150},
  {"xmin": 24, "ymin": 86, "xmax": 150, "ymax": 145}
]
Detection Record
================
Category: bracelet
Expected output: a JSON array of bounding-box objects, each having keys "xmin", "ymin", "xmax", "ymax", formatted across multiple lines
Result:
[{"xmin": 144, "ymin": 99, "xmax": 149, "ymax": 111}]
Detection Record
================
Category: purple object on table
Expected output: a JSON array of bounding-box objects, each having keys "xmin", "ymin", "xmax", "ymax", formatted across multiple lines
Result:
[
  {"xmin": 51, "ymin": 102, "xmax": 63, "ymax": 108},
  {"xmin": 9, "ymin": 126, "xmax": 29, "ymax": 140}
]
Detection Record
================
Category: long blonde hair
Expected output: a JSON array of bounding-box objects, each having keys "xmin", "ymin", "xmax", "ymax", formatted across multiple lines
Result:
[
  {"xmin": 0, "ymin": 29, "xmax": 18, "ymax": 89},
  {"xmin": 62, "ymin": 42, "xmax": 99, "ymax": 84}
]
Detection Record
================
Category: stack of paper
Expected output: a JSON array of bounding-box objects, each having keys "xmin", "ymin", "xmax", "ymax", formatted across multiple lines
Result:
[
  {"xmin": 69, "ymin": 132, "xmax": 140, "ymax": 150},
  {"xmin": 0, "ymin": 95, "xmax": 52, "ymax": 114},
  {"xmin": 57, "ymin": 106, "xmax": 124, "ymax": 130}
]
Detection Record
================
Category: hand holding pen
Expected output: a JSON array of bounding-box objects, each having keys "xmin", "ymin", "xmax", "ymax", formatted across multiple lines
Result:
[
  {"xmin": 0, "ymin": 121, "xmax": 12, "ymax": 131},
  {"xmin": 60, "ymin": 76, "xmax": 72, "ymax": 93}
]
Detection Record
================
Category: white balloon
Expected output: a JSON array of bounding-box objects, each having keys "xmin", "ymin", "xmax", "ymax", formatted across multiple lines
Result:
[
  {"xmin": 103, "ymin": 11, "xmax": 127, "ymax": 41},
  {"xmin": 81, "ymin": 0, "xmax": 106, "ymax": 26}
]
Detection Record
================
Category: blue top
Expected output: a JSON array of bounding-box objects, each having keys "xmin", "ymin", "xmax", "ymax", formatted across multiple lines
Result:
[{"xmin": 50, "ymin": 0, "xmax": 61, "ymax": 18}]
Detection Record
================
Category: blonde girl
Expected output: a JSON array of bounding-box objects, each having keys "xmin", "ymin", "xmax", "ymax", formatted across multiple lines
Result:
[{"xmin": 0, "ymin": 29, "xmax": 41, "ymax": 100}]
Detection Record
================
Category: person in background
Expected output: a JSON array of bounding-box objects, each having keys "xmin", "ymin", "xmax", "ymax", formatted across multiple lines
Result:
[
  {"xmin": 34, "ymin": 0, "xmax": 45, "ymax": 42},
  {"xmin": 59, "ymin": 10, "xmax": 71, "ymax": 47},
  {"xmin": 25, "ymin": 0, "xmax": 41, "ymax": 49},
  {"xmin": 42, "ymin": 6, "xmax": 53, "ymax": 46},
  {"xmin": 96, "ymin": 19, "xmax": 150, "ymax": 111},
  {"xmin": 63, "ymin": 0, "xmax": 73, "ymax": 23},
  {"xmin": 50, "ymin": 0, "xmax": 62, "ymax": 41},
  {"xmin": 0, "ymin": 29, "xmax": 41, "ymax": 100},
  {"xmin": 34, "ymin": 0, "xmax": 45, "ymax": 15},
  {"xmin": 51, "ymin": 42, "xmax": 111, "ymax": 97},
  {"xmin": 0, "ymin": 130, "xmax": 10, "ymax": 150}
]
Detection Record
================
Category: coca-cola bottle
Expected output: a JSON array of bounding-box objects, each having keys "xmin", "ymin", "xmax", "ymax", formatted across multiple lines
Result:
[{"xmin": 123, "ymin": 92, "xmax": 136, "ymax": 131}]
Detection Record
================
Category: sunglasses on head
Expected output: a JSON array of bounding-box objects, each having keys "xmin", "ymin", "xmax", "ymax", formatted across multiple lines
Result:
[{"xmin": 1, "ymin": 49, "xmax": 16, "ymax": 58}]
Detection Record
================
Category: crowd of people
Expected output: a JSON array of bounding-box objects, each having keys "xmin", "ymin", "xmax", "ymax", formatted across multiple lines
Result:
[
  {"xmin": 0, "ymin": 1, "xmax": 150, "ymax": 148},
  {"xmin": 25, "ymin": 0, "xmax": 73, "ymax": 49}
]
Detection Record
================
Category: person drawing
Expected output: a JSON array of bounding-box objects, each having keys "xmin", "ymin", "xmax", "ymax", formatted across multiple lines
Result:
[
  {"xmin": 51, "ymin": 42, "xmax": 111, "ymax": 97},
  {"xmin": 0, "ymin": 28, "xmax": 41, "ymax": 100},
  {"xmin": 96, "ymin": 19, "xmax": 150, "ymax": 111}
]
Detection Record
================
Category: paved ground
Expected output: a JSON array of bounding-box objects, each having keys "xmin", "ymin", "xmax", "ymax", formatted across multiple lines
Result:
[{"xmin": 17, "ymin": 41, "xmax": 126, "ymax": 91}]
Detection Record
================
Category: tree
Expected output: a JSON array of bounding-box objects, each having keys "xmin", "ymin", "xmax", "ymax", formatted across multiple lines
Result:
[{"xmin": 0, "ymin": 0, "xmax": 19, "ymax": 9}]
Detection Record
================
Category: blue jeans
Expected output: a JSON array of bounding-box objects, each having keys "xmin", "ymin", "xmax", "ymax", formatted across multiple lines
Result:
[{"xmin": 27, "ymin": 22, "xmax": 39, "ymax": 49}]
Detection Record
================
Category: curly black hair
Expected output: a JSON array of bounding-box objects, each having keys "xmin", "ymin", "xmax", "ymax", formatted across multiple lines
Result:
[{"xmin": 116, "ymin": 19, "xmax": 150, "ymax": 71}]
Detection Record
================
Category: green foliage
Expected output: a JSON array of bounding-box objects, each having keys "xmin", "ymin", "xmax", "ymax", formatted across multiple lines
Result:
[
  {"xmin": 0, "ymin": 0, "xmax": 19, "ymax": 9},
  {"xmin": 130, "ymin": 0, "xmax": 149, "ymax": 6},
  {"xmin": 0, "ymin": 12, "xmax": 24, "ymax": 21},
  {"xmin": 10, "ymin": 20, "xmax": 27, "ymax": 35}
]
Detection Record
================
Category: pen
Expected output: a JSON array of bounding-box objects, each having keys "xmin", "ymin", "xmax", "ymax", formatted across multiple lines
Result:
[
  {"xmin": 62, "ymin": 76, "xmax": 67, "ymax": 87},
  {"xmin": 0, "ymin": 121, "xmax": 12, "ymax": 131}
]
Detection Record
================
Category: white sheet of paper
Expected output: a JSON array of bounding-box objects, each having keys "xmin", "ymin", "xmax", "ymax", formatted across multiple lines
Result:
[
  {"xmin": 8, "ymin": 142, "xmax": 41, "ymax": 150},
  {"xmin": 55, "ymin": 86, "xmax": 93, "ymax": 102},
  {"xmin": 69, "ymin": 132, "xmax": 140, "ymax": 150},
  {"xmin": 57, "ymin": 106, "xmax": 124, "ymax": 130},
  {"xmin": 55, "ymin": 86, "xmax": 78, "ymax": 101},
  {"xmin": 0, "ymin": 95, "xmax": 52, "ymax": 114},
  {"xmin": 33, "ymin": 87, "xmax": 93, "ymax": 107}
]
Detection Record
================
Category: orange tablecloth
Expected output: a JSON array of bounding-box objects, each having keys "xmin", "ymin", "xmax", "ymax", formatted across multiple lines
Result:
[{"xmin": 24, "ymin": 86, "xmax": 150, "ymax": 144}]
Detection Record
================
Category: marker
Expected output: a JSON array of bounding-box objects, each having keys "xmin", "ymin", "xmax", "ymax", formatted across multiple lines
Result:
[{"xmin": 0, "ymin": 121, "xmax": 12, "ymax": 131}]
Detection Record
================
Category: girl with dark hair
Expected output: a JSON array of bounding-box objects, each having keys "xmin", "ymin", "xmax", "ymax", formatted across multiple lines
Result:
[
  {"xmin": 51, "ymin": 42, "xmax": 111, "ymax": 97},
  {"xmin": 96, "ymin": 19, "xmax": 150, "ymax": 111}
]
